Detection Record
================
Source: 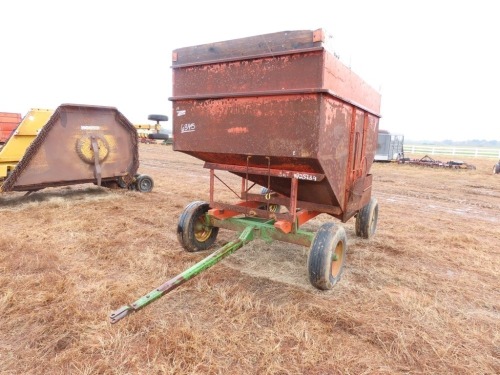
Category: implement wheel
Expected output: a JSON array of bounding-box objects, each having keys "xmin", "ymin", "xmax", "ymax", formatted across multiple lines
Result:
[
  {"xmin": 177, "ymin": 201, "xmax": 219, "ymax": 252},
  {"xmin": 117, "ymin": 176, "xmax": 129, "ymax": 189},
  {"xmin": 308, "ymin": 222, "xmax": 347, "ymax": 290},
  {"xmin": 148, "ymin": 133, "xmax": 169, "ymax": 141},
  {"xmin": 355, "ymin": 197, "xmax": 378, "ymax": 239},
  {"xmin": 148, "ymin": 114, "xmax": 168, "ymax": 122},
  {"xmin": 136, "ymin": 174, "xmax": 154, "ymax": 192}
]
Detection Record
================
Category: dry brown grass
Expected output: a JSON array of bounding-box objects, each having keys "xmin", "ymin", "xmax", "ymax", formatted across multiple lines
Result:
[{"xmin": 0, "ymin": 145, "xmax": 499, "ymax": 374}]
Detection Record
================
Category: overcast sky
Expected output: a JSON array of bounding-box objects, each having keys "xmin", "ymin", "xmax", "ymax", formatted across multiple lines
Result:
[{"xmin": 1, "ymin": 0, "xmax": 498, "ymax": 141}]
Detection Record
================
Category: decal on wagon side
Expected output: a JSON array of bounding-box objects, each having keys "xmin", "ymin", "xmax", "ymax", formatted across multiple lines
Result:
[{"xmin": 181, "ymin": 123, "xmax": 196, "ymax": 133}]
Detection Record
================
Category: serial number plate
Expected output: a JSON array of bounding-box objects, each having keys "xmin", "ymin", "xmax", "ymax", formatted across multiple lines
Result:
[{"xmin": 293, "ymin": 173, "xmax": 317, "ymax": 181}]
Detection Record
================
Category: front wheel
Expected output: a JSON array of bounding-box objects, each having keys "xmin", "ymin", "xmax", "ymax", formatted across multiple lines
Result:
[
  {"xmin": 177, "ymin": 201, "xmax": 219, "ymax": 252},
  {"xmin": 355, "ymin": 197, "xmax": 378, "ymax": 239},
  {"xmin": 308, "ymin": 222, "xmax": 347, "ymax": 290}
]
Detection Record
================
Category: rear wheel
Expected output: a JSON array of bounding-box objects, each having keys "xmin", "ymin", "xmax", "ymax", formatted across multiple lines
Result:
[
  {"xmin": 177, "ymin": 201, "xmax": 219, "ymax": 252},
  {"xmin": 136, "ymin": 174, "xmax": 154, "ymax": 192},
  {"xmin": 308, "ymin": 222, "xmax": 347, "ymax": 290},
  {"xmin": 355, "ymin": 197, "xmax": 378, "ymax": 239}
]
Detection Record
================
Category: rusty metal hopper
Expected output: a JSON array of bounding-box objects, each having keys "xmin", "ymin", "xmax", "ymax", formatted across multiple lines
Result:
[
  {"xmin": 171, "ymin": 29, "xmax": 381, "ymax": 221},
  {"xmin": 1, "ymin": 104, "xmax": 139, "ymax": 192}
]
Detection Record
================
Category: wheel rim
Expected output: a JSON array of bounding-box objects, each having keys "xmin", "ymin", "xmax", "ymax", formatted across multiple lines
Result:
[
  {"xmin": 331, "ymin": 241, "xmax": 344, "ymax": 277},
  {"xmin": 76, "ymin": 135, "xmax": 110, "ymax": 164},
  {"xmin": 139, "ymin": 179, "xmax": 152, "ymax": 191},
  {"xmin": 194, "ymin": 216, "xmax": 212, "ymax": 242},
  {"xmin": 269, "ymin": 204, "xmax": 279, "ymax": 212}
]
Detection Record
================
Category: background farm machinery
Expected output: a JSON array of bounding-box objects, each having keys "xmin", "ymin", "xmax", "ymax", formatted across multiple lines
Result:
[
  {"xmin": 398, "ymin": 154, "xmax": 476, "ymax": 170},
  {"xmin": 0, "ymin": 104, "xmax": 154, "ymax": 194},
  {"xmin": 0, "ymin": 112, "xmax": 21, "ymax": 146},
  {"xmin": 133, "ymin": 114, "xmax": 170, "ymax": 145},
  {"xmin": 375, "ymin": 130, "xmax": 405, "ymax": 162},
  {"xmin": 371, "ymin": 130, "xmax": 478, "ymax": 170},
  {"xmin": 111, "ymin": 29, "xmax": 381, "ymax": 323}
]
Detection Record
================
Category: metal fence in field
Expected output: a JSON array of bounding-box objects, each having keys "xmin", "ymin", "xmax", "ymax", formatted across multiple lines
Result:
[{"xmin": 404, "ymin": 145, "xmax": 500, "ymax": 158}]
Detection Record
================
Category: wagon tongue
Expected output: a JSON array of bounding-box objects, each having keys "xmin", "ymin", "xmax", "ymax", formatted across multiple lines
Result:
[
  {"xmin": 109, "ymin": 305, "xmax": 133, "ymax": 324},
  {"xmin": 109, "ymin": 226, "xmax": 255, "ymax": 323}
]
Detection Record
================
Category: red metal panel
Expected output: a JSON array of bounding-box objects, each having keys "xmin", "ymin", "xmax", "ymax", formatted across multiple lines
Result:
[
  {"xmin": 173, "ymin": 94, "xmax": 321, "ymax": 163},
  {"xmin": 171, "ymin": 29, "xmax": 381, "ymax": 219},
  {"xmin": 0, "ymin": 112, "xmax": 21, "ymax": 121},
  {"xmin": 323, "ymin": 52, "xmax": 381, "ymax": 116},
  {"xmin": 204, "ymin": 162, "xmax": 325, "ymax": 181},
  {"xmin": 0, "ymin": 112, "xmax": 21, "ymax": 143},
  {"xmin": 173, "ymin": 52, "xmax": 324, "ymax": 97}
]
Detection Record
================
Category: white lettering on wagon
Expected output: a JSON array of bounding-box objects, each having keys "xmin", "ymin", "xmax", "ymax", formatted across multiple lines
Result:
[
  {"xmin": 81, "ymin": 125, "xmax": 101, "ymax": 130},
  {"xmin": 181, "ymin": 123, "xmax": 196, "ymax": 133},
  {"xmin": 177, "ymin": 110, "xmax": 186, "ymax": 116},
  {"xmin": 293, "ymin": 173, "xmax": 317, "ymax": 181}
]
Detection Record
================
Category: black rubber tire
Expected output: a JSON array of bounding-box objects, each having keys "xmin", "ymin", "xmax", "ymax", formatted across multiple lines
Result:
[
  {"xmin": 148, "ymin": 133, "xmax": 169, "ymax": 140},
  {"xmin": 135, "ymin": 174, "xmax": 154, "ymax": 193},
  {"xmin": 307, "ymin": 222, "xmax": 347, "ymax": 290},
  {"xmin": 117, "ymin": 176, "xmax": 128, "ymax": 189},
  {"xmin": 177, "ymin": 201, "xmax": 219, "ymax": 252},
  {"xmin": 494, "ymin": 163, "xmax": 500, "ymax": 174},
  {"xmin": 148, "ymin": 114, "xmax": 168, "ymax": 122},
  {"xmin": 355, "ymin": 197, "xmax": 379, "ymax": 239}
]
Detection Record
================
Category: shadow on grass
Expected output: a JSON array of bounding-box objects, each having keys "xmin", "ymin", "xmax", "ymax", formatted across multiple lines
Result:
[{"xmin": 0, "ymin": 186, "xmax": 113, "ymax": 207}]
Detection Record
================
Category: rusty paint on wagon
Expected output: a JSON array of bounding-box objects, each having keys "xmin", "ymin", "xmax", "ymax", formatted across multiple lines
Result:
[
  {"xmin": 227, "ymin": 127, "xmax": 249, "ymax": 134},
  {"xmin": 170, "ymin": 29, "xmax": 380, "ymax": 222}
]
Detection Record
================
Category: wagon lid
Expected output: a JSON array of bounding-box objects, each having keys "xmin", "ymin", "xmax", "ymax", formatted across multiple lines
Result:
[{"xmin": 172, "ymin": 29, "xmax": 328, "ymax": 68}]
